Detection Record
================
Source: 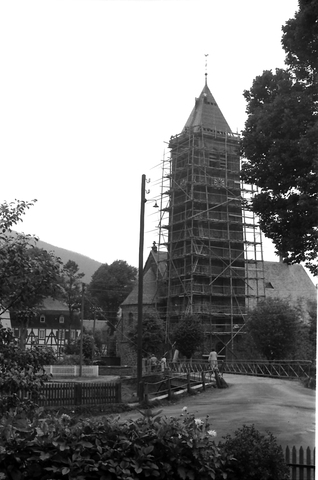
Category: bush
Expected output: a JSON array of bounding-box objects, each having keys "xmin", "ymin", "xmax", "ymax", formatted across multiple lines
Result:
[
  {"xmin": 56, "ymin": 354, "xmax": 81, "ymax": 365},
  {"xmin": 0, "ymin": 407, "xmax": 232, "ymax": 479},
  {"xmin": 219, "ymin": 424, "xmax": 290, "ymax": 480}
]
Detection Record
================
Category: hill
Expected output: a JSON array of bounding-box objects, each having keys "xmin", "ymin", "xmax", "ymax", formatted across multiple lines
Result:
[{"xmin": 35, "ymin": 239, "xmax": 102, "ymax": 283}]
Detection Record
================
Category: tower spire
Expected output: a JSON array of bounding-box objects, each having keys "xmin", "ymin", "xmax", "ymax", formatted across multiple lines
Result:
[{"xmin": 204, "ymin": 53, "xmax": 209, "ymax": 85}]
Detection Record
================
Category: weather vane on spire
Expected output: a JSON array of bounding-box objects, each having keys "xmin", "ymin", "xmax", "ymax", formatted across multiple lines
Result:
[{"xmin": 204, "ymin": 53, "xmax": 209, "ymax": 85}]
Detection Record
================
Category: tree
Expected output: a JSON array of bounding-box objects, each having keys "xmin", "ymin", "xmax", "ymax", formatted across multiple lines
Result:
[
  {"xmin": 241, "ymin": 0, "xmax": 318, "ymax": 275},
  {"xmin": 171, "ymin": 316, "xmax": 204, "ymax": 359},
  {"xmin": 59, "ymin": 260, "xmax": 84, "ymax": 343},
  {"xmin": 281, "ymin": 0, "xmax": 318, "ymax": 86},
  {"xmin": 88, "ymin": 260, "xmax": 137, "ymax": 333},
  {"xmin": 0, "ymin": 199, "xmax": 35, "ymax": 232},
  {"xmin": 294, "ymin": 299, "xmax": 317, "ymax": 361},
  {"xmin": 0, "ymin": 324, "xmax": 55, "ymax": 415},
  {"xmin": 10, "ymin": 246, "xmax": 62, "ymax": 348},
  {"xmin": 128, "ymin": 311, "xmax": 165, "ymax": 357},
  {"xmin": 64, "ymin": 332, "xmax": 98, "ymax": 361},
  {"xmin": 0, "ymin": 200, "xmax": 62, "ymax": 347},
  {"xmin": 245, "ymin": 298, "xmax": 299, "ymax": 360}
]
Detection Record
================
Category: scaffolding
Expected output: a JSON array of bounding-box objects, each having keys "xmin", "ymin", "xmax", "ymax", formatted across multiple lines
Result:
[{"xmin": 155, "ymin": 125, "xmax": 265, "ymax": 356}]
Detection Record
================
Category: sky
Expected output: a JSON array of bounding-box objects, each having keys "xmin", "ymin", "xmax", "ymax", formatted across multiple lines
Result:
[{"xmin": 1, "ymin": 0, "xmax": 307, "ymax": 276}]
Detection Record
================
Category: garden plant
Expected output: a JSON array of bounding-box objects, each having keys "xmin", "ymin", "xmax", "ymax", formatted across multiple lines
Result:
[{"xmin": 0, "ymin": 405, "xmax": 291, "ymax": 480}]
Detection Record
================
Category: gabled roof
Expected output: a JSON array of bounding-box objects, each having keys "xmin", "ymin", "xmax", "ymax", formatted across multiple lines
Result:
[
  {"xmin": 121, "ymin": 252, "xmax": 316, "ymax": 309},
  {"xmin": 263, "ymin": 261, "xmax": 316, "ymax": 303},
  {"xmin": 144, "ymin": 249, "xmax": 167, "ymax": 277},
  {"xmin": 121, "ymin": 266, "xmax": 158, "ymax": 307},
  {"xmin": 121, "ymin": 249, "xmax": 167, "ymax": 307},
  {"xmin": 183, "ymin": 82, "xmax": 232, "ymax": 134},
  {"xmin": 39, "ymin": 297, "xmax": 69, "ymax": 313}
]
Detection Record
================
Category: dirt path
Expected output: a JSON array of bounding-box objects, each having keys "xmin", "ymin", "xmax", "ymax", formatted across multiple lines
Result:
[{"xmin": 116, "ymin": 374, "xmax": 316, "ymax": 449}]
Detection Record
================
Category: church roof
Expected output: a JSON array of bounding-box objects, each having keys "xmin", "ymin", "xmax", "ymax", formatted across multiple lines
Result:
[
  {"xmin": 121, "ymin": 251, "xmax": 316, "ymax": 309},
  {"xmin": 121, "ymin": 248, "xmax": 167, "ymax": 307},
  {"xmin": 263, "ymin": 261, "xmax": 316, "ymax": 304},
  {"xmin": 183, "ymin": 82, "xmax": 232, "ymax": 134},
  {"xmin": 121, "ymin": 267, "xmax": 158, "ymax": 307}
]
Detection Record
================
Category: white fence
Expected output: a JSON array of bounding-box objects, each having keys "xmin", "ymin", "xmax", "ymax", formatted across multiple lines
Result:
[{"xmin": 44, "ymin": 365, "xmax": 99, "ymax": 377}]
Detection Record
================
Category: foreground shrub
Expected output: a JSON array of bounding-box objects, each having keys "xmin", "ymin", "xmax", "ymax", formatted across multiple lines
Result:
[
  {"xmin": 219, "ymin": 424, "xmax": 290, "ymax": 480},
  {"xmin": 0, "ymin": 407, "xmax": 232, "ymax": 479}
]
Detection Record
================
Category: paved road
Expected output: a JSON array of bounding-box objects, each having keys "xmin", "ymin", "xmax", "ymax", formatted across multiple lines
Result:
[{"xmin": 118, "ymin": 374, "xmax": 316, "ymax": 449}]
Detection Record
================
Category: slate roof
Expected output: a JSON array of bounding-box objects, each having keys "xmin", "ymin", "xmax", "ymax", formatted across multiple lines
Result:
[
  {"xmin": 39, "ymin": 297, "xmax": 69, "ymax": 313},
  {"xmin": 183, "ymin": 82, "xmax": 232, "ymax": 134},
  {"xmin": 121, "ymin": 249, "xmax": 167, "ymax": 307},
  {"xmin": 263, "ymin": 261, "xmax": 316, "ymax": 303},
  {"xmin": 121, "ymin": 251, "xmax": 316, "ymax": 308},
  {"xmin": 121, "ymin": 265, "xmax": 159, "ymax": 307},
  {"xmin": 144, "ymin": 249, "xmax": 167, "ymax": 276}
]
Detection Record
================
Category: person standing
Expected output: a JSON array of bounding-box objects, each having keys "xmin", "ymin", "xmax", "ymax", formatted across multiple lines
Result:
[
  {"xmin": 150, "ymin": 354, "xmax": 158, "ymax": 372},
  {"xmin": 208, "ymin": 348, "xmax": 218, "ymax": 370},
  {"xmin": 160, "ymin": 355, "xmax": 167, "ymax": 372}
]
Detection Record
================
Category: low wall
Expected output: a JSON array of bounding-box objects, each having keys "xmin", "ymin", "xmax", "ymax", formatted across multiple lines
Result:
[
  {"xmin": 44, "ymin": 365, "xmax": 99, "ymax": 377},
  {"xmin": 99, "ymin": 365, "xmax": 133, "ymax": 377}
]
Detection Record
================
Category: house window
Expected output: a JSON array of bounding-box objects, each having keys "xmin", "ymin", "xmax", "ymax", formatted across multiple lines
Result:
[
  {"xmin": 39, "ymin": 329, "xmax": 45, "ymax": 340},
  {"xmin": 70, "ymin": 329, "xmax": 76, "ymax": 340},
  {"xmin": 14, "ymin": 328, "xmax": 20, "ymax": 338},
  {"xmin": 59, "ymin": 316, "xmax": 64, "ymax": 324},
  {"xmin": 128, "ymin": 312, "xmax": 134, "ymax": 326},
  {"xmin": 58, "ymin": 329, "xmax": 65, "ymax": 340},
  {"xmin": 40, "ymin": 315, "xmax": 45, "ymax": 323}
]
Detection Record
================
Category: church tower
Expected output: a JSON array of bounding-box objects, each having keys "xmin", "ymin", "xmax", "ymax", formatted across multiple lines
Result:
[{"xmin": 161, "ymin": 77, "xmax": 250, "ymax": 355}]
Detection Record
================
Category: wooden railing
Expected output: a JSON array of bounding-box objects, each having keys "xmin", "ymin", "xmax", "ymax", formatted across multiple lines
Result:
[
  {"xmin": 159, "ymin": 360, "xmax": 313, "ymax": 380},
  {"xmin": 285, "ymin": 446, "xmax": 315, "ymax": 479},
  {"xmin": 223, "ymin": 360, "xmax": 313, "ymax": 379},
  {"xmin": 141, "ymin": 370, "xmax": 213, "ymax": 402},
  {"xmin": 36, "ymin": 382, "xmax": 121, "ymax": 407}
]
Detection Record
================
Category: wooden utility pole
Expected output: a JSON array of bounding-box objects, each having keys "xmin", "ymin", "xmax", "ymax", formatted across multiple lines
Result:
[
  {"xmin": 91, "ymin": 308, "xmax": 96, "ymax": 361},
  {"xmin": 79, "ymin": 282, "xmax": 85, "ymax": 377},
  {"xmin": 137, "ymin": 174, "xmax": 146, "ymax": 400}
]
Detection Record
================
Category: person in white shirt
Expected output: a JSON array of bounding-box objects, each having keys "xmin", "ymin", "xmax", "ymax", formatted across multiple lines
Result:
[
  {"xmin": 150, "ymin": 354, "xmax": 158, "ymax": 371},
  {"xmin": 208, "ymin": 348, "xmax": 218, "ymax": 370},
  {"xmin": 160, "ymin": 355, "xmax": 167, "ymax": 372}
]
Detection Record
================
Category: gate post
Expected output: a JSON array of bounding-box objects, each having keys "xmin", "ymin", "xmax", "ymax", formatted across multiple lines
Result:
[
  {"xmin": 74, "ymin": 383, "xmax": 82, "ymax": 405},
  {"xmin": 167, "ymin": 378, "xmax": 171, "ymax": 399},
  {"xmin": 139, "ymin": 381, "xmax": 144, "ymax": 402},
  {"xmin": 144, "ymin": 383, "xmax": 149, "ymax": 403},
  {"xmin": 187, "ymin": 373, "xmax": 191, "ymax": 393},
  {"xmin": 201, "ymin": 371, "xmax": 206, "ymax": 391}
]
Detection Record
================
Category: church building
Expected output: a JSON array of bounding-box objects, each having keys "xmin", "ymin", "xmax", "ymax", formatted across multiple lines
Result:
[{"xmin": 117, "ymin": 76, "xmax": 316, "ymax": 365}]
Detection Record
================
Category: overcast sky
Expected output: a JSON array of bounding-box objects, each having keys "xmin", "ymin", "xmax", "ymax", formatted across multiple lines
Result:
[{"xmin": 1, "ymin": 0, "xmax": 304, "ymax": 275}]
